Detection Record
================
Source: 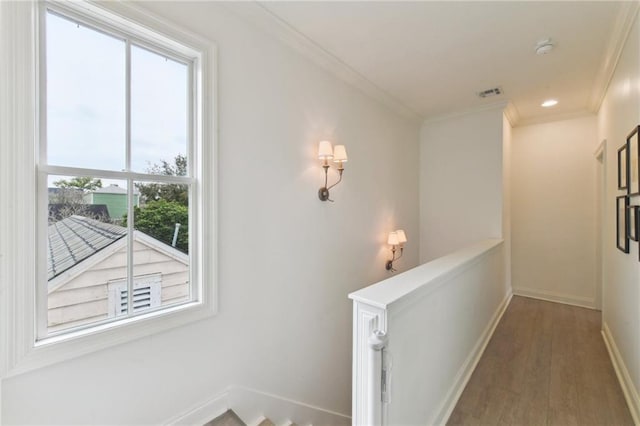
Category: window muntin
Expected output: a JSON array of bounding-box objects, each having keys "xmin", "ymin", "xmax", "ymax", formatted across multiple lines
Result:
[{"xmin": 39, "ymin": 5, "xmax": 200, "ymax": 341}]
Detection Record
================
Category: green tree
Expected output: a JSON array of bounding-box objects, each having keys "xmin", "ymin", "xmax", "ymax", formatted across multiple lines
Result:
[
  {"xmin": 49, "ymin": 176, "xmax": 108, "ymax": 223},
  {"xmin": 54, "ymin": 176, "xmax": 102, "ymax": 192},
  {"xmin": 136, "ymin": 154, "xmax": 188, "ymax": 206},
  {"xmin": 124, "ymin": 200, "xmax": 188, "ymax": 252}
]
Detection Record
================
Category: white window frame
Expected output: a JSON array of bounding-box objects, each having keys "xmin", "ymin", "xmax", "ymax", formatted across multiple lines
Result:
[
  {"xmin": 0, "ymin": 0, "xmax": 217, "ymax": 378},
  {"xmin": 38, "ymin": 2, "xmax": 199, "ymax": 340}
]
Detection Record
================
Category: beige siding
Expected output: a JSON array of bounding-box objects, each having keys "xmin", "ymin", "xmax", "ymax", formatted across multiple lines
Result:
[
  {"xmin": 48, "ymin": 299, "xmax": 108, "ymax": 326},
  {"xmin": 48, "ymin": 314, "xmax": 109, "ymax": 333},
  {"xmin": 161, "ymin": 283, "xmax": 190, "ymax": 303},
  {"xmin": 48, "ymin": 239, "xmax": 189, "ymax": 331},
  {"xmin": 48, "ymin": 285, "xmax": 108, "ymax": 309},
  {"xmin": 161, "ymin": 271, "xmax": 190, "ymax": 287}
]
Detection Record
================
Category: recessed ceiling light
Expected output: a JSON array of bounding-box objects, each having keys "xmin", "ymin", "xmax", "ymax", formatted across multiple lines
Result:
[
  {"xmin": 541, "ymin": 99, "xmax": 558, "ymax": 107},
  {"xmin": 535, "ymin": 38, "xmax": 555, "ymax": 55}
]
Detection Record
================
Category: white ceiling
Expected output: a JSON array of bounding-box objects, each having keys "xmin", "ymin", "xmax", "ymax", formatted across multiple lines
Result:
[{"xmin": 256, "ymin": 1, "xmax": 629, "ymax": 125}]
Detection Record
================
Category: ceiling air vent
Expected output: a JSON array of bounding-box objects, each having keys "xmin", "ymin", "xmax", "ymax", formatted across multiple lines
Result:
[{"xmin": 477, "ymin": 87, "xmax": 503, "ymax": 98}]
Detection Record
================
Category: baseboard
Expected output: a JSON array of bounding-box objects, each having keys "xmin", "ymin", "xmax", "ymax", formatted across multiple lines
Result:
[
  {"xmin": 602, "ymin": 322, "xmax": 640, "ymax": 424},
  {"xmin": 228, "ymin": 386, "xmax": 351, "ymax": 426},
  {"xmin": 164, "ymin": 385, "xmax": 351, "ymax": 426},
  {"xmin": 164, "ymin": 389, "xmax": 229, "ymax": 425},
  {"xmin": 432, "ymin": 290, "xmax": 513, "ymax": 425},
  {"xmin": 512, "ymin": 287, "xmax": 596, "ymax": 310}
]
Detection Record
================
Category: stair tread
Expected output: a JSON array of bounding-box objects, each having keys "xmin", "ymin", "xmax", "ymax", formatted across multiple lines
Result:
[{"xmin": 204, "ymin": 409, "xmax": 246, "ymax": 426}]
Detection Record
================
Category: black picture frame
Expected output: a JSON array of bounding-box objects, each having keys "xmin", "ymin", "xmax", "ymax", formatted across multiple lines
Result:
[
  {"xmin": 627, "ymin": 126, "xmax": 640, "ymax": 196},
  {"xmin": 617, "ymin": 196, "xmax": 630, "ymax": 253},
  {"xmin": 618, "ymin": 145, "xmax": 628, "ymax": 190},
  {"xmin": 629, "ymin": 205, "xmax": 639, "ymax": 242}
]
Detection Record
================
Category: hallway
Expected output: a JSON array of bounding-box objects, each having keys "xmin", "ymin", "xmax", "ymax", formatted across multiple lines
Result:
[{"xmin": 448, "ymin": 296, "xmax": 634, "ymax": 425}]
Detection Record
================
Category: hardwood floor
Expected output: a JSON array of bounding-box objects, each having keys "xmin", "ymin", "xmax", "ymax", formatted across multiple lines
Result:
[{"xmin": 448, "ymin": 296, "xmax": 634, "ymax": 426}]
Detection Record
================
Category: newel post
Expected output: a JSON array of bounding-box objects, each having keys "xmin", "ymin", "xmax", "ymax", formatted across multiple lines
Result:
[{"xmin": 367, "ymin": 329, "xmax": 387, "ymax": 426}]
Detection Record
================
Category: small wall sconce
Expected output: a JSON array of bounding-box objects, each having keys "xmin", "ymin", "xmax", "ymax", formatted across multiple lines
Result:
[
  {"xmin": 318, "ymin": 140, "xmax": 348, "ymax": 202},
  {"xmin": 386, "ymin": 229, "xmax": 407, "ymax": 271}
]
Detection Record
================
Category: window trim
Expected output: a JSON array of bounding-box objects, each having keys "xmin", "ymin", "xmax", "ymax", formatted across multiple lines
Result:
[{"xmin": 0, "ymin": 0, "xmax": 217, "ymax": 378}]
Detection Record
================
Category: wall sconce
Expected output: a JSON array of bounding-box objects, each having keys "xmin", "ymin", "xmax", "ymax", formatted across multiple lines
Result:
[
  {"xmin": 318, "ymin": 140, "xmax": 348, "ymax": 202},
  {"xmin": 386, "ymin": 229, "xmax": 407, "ymax": 271}
]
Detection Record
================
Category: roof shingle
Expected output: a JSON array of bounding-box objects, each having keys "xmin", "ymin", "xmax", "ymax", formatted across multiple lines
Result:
[{"xmin": 47, "ymin": 215, "xmax": 127, "ymax": 282}]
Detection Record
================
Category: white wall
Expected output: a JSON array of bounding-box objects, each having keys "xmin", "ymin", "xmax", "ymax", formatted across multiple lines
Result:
[
  {"xmin": 597, "ymin": 11, "xmax": 640, "ymax": 420},
  {"xmin": 503, "ymin": 114, "xmax": 513, "ymax": 289},
  {"xmin": 511, "ymin": 116, "xmax": 598, "ymax": 307},
  {"xmin": 419, "ymin": 106, "xmax": 505, "ymax": 262},
  {"xmin": 0, "ymin": 0, "xmax": 4, "ymax": 419},
  {"xmin": 1, "ymin": 2, "xmax": 420, "ymax": 424}
]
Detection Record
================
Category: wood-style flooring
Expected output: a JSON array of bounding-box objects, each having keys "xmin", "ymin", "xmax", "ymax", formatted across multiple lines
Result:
[{"xmin": 448, "ymin": 296, "xmax": 634, "ymax": 426}]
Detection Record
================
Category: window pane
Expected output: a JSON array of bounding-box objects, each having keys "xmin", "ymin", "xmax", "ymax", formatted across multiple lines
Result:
[
  {"xmin": 47, "ymin": 175, "xmax": 129, "ymax": 333},
  {"xmin": 131, "ymin": 45, "xmax": 189, "ymax": 174},
  {"xmin": 132, "ymin": 181, "xmax": 191, "ymax": 313},
  {"xmin": 46, "ymin": 12, "xmax": 126, "ymax": 171}
]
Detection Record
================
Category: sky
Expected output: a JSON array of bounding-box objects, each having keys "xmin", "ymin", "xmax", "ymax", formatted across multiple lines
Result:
[{"xmin": 46, "ymin": 11, "xmax": 188, "ymax": 188}]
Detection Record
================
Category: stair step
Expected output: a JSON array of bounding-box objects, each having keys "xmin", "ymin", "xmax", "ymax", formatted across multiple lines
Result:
[
  {"xmin": 204, "ymin": 409, "xmax": 246, "ymax": 426},
  {"xmin": 205, "ymin": 409, "xmax": 302, "ymax": 426},
  {"xmin": 257, "ymin": 418, "xmax": 275, "ymax": 426}
]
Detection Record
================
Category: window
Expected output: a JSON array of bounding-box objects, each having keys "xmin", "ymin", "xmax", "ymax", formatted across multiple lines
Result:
[
  {"xmin": 0, "ymin": 0, "xmax": 214, "ymax": 376},
  {"xmin": 28, "ymin": 0, "xmax": 215, "ymax": 355}
]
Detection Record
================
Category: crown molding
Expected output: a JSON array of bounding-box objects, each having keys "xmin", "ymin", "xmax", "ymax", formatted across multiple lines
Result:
[
  {"xmin": 422, "ymin": 101, "xmax": 509, "ymax": 126},
  {"xmin": 220, "ymin": 2, "xmax": 422, "ymax": 123},
  {"xmin": 515, "ymin": 109, "xmax": 595, "ymax": 128},
  {"xmin": 589, "ymin": 1, "xmax": 640, "ymax": 113},
  {"xmin": 594, "ymin": 139, "xmax": 606, "ymax": 159},
  {"xmin": 503, "ymin": 102, "xmax": 521, "ymax": 127}
]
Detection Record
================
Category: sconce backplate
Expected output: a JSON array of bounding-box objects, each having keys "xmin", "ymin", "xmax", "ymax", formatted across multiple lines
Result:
[{"xmin": 318, "ymin": 187, "xmax": 330, "ymax": 201}]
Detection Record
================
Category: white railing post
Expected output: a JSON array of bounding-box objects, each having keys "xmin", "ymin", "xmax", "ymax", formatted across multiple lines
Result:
[{"xmin": 367, "ymin": 329, "xmax": 387, "ymax": 426}]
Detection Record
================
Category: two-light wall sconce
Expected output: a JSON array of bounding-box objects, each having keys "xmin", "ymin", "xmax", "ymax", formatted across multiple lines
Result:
[
  {"xmin": 317, "ymin": 140, "xmax": 348, "ymax": 202},
  {"xmin": 386, "ymin": 229, "xmax": 407, "ymax": 272}
]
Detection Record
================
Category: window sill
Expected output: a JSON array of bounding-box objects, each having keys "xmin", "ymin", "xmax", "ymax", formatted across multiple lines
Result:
[{"xmin": 7, "ymin": 299, "xmax": 216, "ymax": 379}]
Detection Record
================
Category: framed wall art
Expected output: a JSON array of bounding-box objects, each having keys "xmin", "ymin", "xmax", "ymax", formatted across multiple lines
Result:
[
  {"xmin": 618, "ymin": 144, "xmax": 627, "ymax": 190},
  {"xmin": 627, "ymin": 126, "xmax": 640, "ymax": 196},
  {"xmin": 629, "ymin": 205, "xmax": 639, "ymax": 242},
  {"xmin": 617, "ymin": 195, "xmax": 629, "ymax": 253}
]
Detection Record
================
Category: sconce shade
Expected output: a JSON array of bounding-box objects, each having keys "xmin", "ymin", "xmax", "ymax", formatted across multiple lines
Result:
[
  {"xmin": 318, "ymin": 140, "xmax": 334, "ymax": 160},
  {"xmin": 386, "ymin": 228, "xmax": 407, "ymax": 272},
  {"xmin": 333, "ymin": 145, "xmax": 348, "ymax": 162}
]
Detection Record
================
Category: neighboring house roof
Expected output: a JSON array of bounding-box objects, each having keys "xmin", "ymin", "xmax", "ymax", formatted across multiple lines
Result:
[
  {"xmin": 47, "ymin": 215, "xmax": 188, "ymax": 289},
  {"xmin": 90, "ymin": 184, "xmax": 139, "ymax": 195},
  {"xmin": 48, "ymin": 187, "xmax": 83, "ymax": 196},
  {"xmin": 47, "ymin": 215, "xmax": 126, "ymax": 281},
  {"xmin": 48, "ymin": 204, "xmax": 110, "ymax": 222}
]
